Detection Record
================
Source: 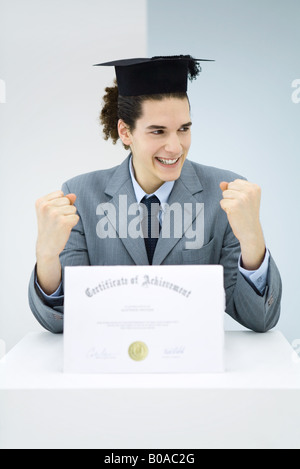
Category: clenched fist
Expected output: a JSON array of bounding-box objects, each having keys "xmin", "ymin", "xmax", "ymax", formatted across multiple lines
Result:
[
  {"xmin": 35, "ymin": 190, "xmax": 79, "ymax": 295},
  {"xmin": 220, "ymin": 179, "xmax": 266, "ymax": 270}
]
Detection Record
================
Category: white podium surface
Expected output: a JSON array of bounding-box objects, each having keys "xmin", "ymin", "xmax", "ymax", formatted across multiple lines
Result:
[{"xmin": 1, "ymin": 331, "xmax": 300, "ymax": 449}]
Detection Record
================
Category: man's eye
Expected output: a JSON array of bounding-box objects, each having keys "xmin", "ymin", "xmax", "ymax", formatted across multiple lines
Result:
[
  {"xmin": 152, "ymin": 130, "xmax": 164, "ymax": 135},
  {"xmin": 180, "ymin": 127, "xmax": 190, "ymax": 132}
]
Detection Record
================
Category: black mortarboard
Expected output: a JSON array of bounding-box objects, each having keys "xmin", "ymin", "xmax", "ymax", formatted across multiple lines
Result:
[{"xmin": 94, "ymin": 55, "xmax": 213, "ymax": 96}]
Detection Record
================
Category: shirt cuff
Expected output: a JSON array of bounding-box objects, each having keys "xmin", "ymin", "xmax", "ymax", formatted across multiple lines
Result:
[{"xmin": 238, "ymin": 249, "xmax": 270, "ymax": 295}]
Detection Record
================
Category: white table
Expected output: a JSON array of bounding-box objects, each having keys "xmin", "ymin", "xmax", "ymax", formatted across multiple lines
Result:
[{"xmin": 1, "ymin": 331, "xmax": 300, "ymax": 449}]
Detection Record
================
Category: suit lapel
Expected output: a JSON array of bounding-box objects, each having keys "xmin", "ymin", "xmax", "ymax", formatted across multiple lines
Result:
[
  {"xmin": 153, "ymin": 160, "xmax": 203, "ymax": 265},
  {"xmin": 104, "ymin": 156, "xmax": 149, "ymax": 265}
]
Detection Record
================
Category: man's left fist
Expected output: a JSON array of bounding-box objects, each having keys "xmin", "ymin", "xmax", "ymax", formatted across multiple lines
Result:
[
  {"xmin": 220, "ymin": 179, "xmax": 266, "ymax": 270},
  {"xmin": 220, "ymin": 179, "xmax": 263, "ymax": 248}
]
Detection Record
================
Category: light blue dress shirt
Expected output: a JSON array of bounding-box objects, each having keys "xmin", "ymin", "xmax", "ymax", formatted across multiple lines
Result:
[{"xmin": 36, "ymin": 158, "xmax": 270, "ymax": 302}]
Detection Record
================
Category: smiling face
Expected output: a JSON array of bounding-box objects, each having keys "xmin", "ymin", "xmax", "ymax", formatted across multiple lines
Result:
[{"xmin": 118, "ymin": 97, "xmax": 192, "ymax": 194}]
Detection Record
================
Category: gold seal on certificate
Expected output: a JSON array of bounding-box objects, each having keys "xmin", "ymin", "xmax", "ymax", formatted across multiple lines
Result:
[{"xmin": 128, "ymin": 341, "xmax": 149, "ymax": 361}]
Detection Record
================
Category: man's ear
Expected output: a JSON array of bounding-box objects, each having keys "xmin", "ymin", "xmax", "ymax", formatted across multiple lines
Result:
[{"xmin": 118, "ymin": 119, "xmax": 132, "ymax": 146}]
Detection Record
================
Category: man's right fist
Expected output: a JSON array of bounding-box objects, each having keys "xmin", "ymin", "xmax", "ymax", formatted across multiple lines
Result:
[{"xmin": 35, "ymin": 190, "xmax": 79, "ymax": 260}]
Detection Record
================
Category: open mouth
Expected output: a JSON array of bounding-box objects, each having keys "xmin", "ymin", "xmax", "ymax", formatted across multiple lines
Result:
[{"xmin": 155, "ymin": 157, "xmax": 181, "ymax": 167}]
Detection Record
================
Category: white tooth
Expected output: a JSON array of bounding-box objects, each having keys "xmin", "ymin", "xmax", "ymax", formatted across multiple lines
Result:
[{"xmin": 158, "ymin": 158, "xmax": 178, "ymax": 165}]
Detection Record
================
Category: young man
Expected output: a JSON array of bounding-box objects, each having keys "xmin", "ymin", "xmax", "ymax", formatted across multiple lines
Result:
[{"xmin": 29, "ymin": 56, "xmax": 282, "ymax": 334}]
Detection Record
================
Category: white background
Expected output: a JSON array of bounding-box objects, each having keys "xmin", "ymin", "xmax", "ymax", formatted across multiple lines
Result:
[
  {"xmin": 148, "ymin": 0, "xmax": 300, "ymax": 342},
  {"xmin": 0, "ymin": 0, "xmax": 147, "ymax": 352}
]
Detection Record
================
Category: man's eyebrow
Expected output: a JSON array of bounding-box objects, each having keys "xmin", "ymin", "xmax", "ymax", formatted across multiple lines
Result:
[{"xmin": 146, "ymin": 122, "xmax": 193, "ymax": 130}]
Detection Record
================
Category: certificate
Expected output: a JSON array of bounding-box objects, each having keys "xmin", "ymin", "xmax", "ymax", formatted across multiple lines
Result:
[{"xmin": 64, "ymin": 265, "xmax": 225, "ymax": 373}]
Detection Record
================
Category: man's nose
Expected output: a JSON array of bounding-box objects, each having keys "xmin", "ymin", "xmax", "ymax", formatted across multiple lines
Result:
[{"xmin": 164, "ymin": 133, "xmax": 182, "ymax": 154}]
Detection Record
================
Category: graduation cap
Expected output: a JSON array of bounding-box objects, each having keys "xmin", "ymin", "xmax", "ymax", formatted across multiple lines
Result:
[{"xmin": 94, "ymin": 55, "xmax": 214, "ymax": 96}]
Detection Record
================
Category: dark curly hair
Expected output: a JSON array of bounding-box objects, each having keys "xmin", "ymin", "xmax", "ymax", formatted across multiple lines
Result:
[{"xmin": 99, "ymin": 80, "xmax": 189, "ymax": 150}]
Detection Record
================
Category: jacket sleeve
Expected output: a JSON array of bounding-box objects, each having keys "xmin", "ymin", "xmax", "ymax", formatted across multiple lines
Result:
[
  {"xmin": 28, "ymin": 183, "xmax": 90, "ymax": 334},
  {"xmin": 220, "ymin": 222, "xmax": 282, "ymax": 332},
  {"xmin": 28, "ymin": 266, "xmax": 65, "ymax": 334}
]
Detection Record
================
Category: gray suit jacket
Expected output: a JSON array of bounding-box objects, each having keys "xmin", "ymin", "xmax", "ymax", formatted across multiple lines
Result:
[{"xmin": 29, "ymin": 156, "xmax": 282, "ymax": 334}]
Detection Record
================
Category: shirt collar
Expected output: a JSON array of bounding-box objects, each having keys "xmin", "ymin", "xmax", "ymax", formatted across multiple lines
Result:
[{"xmin": 129, "ymin": 156, "xmax": 175, "ymax": 207}]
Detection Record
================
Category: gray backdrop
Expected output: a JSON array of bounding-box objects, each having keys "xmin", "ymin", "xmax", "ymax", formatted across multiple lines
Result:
[{"xmin": 148, "ymin": 0, "xmax": 300, "ymax": 342}]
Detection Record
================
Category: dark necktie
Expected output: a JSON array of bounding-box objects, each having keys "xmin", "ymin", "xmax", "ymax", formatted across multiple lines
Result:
[{"xmin": 141, "ymin": 195, "xmax": 161, "ymax": 265}]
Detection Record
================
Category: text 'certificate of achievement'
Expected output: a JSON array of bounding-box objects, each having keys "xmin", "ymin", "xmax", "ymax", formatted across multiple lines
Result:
[{"xmin": 64, "ymin": 265, "xmax": 225, "ymax": 373}]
